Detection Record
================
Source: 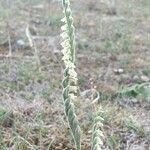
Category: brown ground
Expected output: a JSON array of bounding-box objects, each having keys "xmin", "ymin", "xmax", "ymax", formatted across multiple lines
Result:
[{"xmin": 0, "ymin": 0, "xmax": 150, "ymax": 149}]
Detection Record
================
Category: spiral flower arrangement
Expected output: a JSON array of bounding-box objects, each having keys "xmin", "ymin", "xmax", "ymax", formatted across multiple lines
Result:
[
  {"xmin": 61, "ymin": 0, "xmax": 104, "ymax": 149},
  {"xmin": 92, "ymin": 115, "xmax": 104, "ymax": 150},
  {"xmin": 61, "ymin": 0, "xmax": 81, "ymax": 149}
]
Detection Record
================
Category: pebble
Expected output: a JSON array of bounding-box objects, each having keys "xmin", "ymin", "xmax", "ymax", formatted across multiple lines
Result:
[
  {"xmin": 114, "ymin": 68, "xmax": 124, "ymax": 75},
  {"xmin": 133, "ymin": 75, "xmax": 139, "ymax": 82},
  {"xmin": 141, "ymin": 75, "xmax": 149, "ymax": 82},
  {"xmin": 16, "ymin": 39, "xmax": 25, "ymax": 47}
]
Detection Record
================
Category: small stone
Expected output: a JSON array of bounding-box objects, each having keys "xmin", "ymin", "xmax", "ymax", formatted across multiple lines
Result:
[
  {"xmin": 16, "ymin": 39, "xmax": 25, "ymax": 46},
  {"xmin": 114, "ymin": 68, "xmax": 124, "ymax": 75},
  {"xmin": 141, "ymin": 75, "xmax": 149, "ymax": 82},
  {"xmin": 133, "ymin": 75, "xmax": 139, "ymax": 82},
  {"xmin": 32, "ymin": 4, "xmax": 44, "ymax": 9}
]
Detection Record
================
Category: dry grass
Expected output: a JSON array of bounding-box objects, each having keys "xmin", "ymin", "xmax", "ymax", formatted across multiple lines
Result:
[{"xmin": 0, "ymin": 0, "xmax": 149, "ymax": 149}]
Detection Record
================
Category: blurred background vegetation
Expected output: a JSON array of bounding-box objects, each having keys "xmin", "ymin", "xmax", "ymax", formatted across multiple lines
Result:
[{"xmin": 0, "ymin": 0, "xmax": 149, "ymax": 149}]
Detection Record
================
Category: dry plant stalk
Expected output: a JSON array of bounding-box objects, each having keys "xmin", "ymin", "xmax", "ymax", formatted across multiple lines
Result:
[{"xmin": 25, "ymin": 25, "xmax": 41, "ymax": 72}]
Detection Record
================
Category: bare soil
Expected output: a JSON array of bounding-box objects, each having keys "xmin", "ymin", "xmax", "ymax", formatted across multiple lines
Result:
[{"xmin": 0, "ymin": 0, "xmax": 149, "ymax": 149}]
